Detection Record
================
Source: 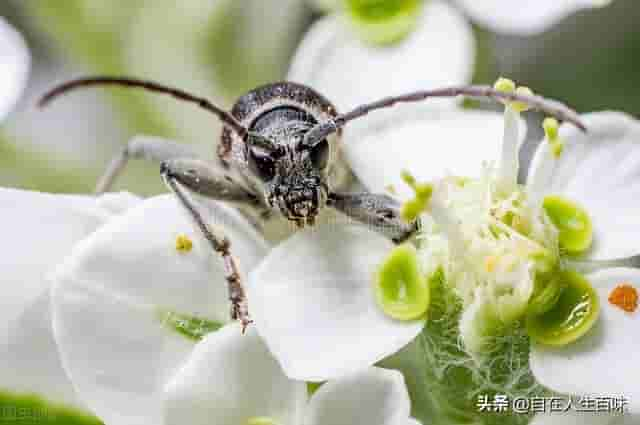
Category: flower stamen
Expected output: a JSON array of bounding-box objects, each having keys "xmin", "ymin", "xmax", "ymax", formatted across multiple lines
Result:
[{"xmin": 543, "ymin": 117, "xmax": 565, "ymax": 158}]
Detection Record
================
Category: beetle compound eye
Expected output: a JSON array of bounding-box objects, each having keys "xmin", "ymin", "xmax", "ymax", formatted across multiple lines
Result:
[
  {"xmin": 309, "ymin": 139, "xmax": 330, "ymax": 170},
  {"xmin": 248, "ymin": 148, "xmax": 276, "ymax": 181}
]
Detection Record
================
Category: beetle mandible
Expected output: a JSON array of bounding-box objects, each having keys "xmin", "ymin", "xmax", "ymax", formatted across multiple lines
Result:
[{"xmin": 39, "ymin": 77, "xmax": 586, "ymax": 331}]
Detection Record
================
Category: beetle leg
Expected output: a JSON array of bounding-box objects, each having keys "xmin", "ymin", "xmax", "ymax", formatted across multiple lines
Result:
[
  {"xmin": 95, "ymin": 136, "xmax": 199, "ymax": 194},
  {"xmin": 328, "ymin": 191, "xmax": 418, "ymax": 244},
  {"xmin": 159, "ymin": 158, "xmax": 264, "ymax": 207},
  {"xmin": 161, "ymin": 162, "xmax": 254, "ymax": 332}
]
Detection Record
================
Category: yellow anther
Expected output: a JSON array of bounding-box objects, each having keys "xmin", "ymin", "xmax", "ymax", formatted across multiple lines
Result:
[
  {"xmin": 511, "ymin": 86, "xmax": 534, "ymax": 112},
  {"xmin": 485, "ymin": 256, "xmax": 498, "ymax": 273},
  {"xmin": 494, "ymin": 77, "xmax": 516, "ymax": 93},
  {"xmin": 494, "ymin": 77, "xmax": 534, "ymax": 112},
  {"xmin": 175, "ymin": 234, "xmax": 193, "ymax": 253},
  {"xmin": 415, "ymin": 182, "xmax": 433, "ymax": 200},
  {"xmin": 399, "ymin": 170, "xmax": 433, "ymax": 222},
  {"xmin": 543, "ymin": 117, "xmax": 560, "ymax": 140},
  {"xmin": 401, "ymin": 169, "xmax": 417, "ymax": 187},
  {"xmin": 543, "ymin": 117, "xmax": 564, "ymax": 158},
  {"xmin": 385, "ymin": 184, "xmax": 397, "ymax": 195},
  {"xmin": 551, "ymin": 142, "xmax": 564, "ymax": 158}
]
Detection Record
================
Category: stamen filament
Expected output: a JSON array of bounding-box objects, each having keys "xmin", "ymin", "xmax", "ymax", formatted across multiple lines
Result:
[
  {"xmin": 499, "ymin": 106, "xmax": 522, "ymax": 188},
  {"xmin": 565, "ymin": 254, "xmax": 640, "ymax": 274}
]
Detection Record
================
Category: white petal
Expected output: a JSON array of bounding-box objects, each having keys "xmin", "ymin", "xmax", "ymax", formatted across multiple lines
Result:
[
  {"xmin": 345, "ymin": 110, "xmax": 524, "ymax": 200},
  {"xmin": 528, "ymin": 112, "xmax": 640, "ymax": 260},
  {"xmin": 455, "ymin": 0, "xmax": 610, "ymax": 35},
  {"xmin": 0, "ymin": 17, "xmax": 29, "ymax": 121},
  {"xmin": 51, "ymin": 195, "xmax": 269, "ymax": 425},
  {"xmin": 0, "ymin": 188, "xmax": 140, "ymax": 338},
  {"xmin": 53, "ymin": 278, "xmax": 193, "ymax": 425},
  {"xmin": 0, "ymin": 292, "xmax": 83, "ymax": 408},
  {"xmin": 288, "ymin": 0, "xmax": 474, "ymax": 115},
  {"xmin": 531, "ymin": 411, "xmax": 621, "ymax": 425},
  {"xmin": 164, "ymin": 324, "xmax": 306, "ymax": 425},
  {"xmin": 0, "ymin": 190, "xmax": 138, "ymax": 416},
  {"xmin": 304, "ymin": 367, "xmax": 411, "ymax": 425},
  {"xmin": 247, "ymin": 224, "xmax": 424, "ymax": 381},
  {"xmin": 54, "ymin": 194, "xmax": 268, "ymax": 323},
  {"xmin": 530, "ymin": 268, "xmax": 640, "ymax": 414}
]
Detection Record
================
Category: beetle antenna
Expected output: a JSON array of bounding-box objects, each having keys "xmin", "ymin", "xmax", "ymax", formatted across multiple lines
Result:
[
  {"xmin": 302, "ymin": 85, "xmax": 587, "ymax": 148},
  {"xmin": 39, "ymin": 76, "xmax": 249, "ymax": 140}
]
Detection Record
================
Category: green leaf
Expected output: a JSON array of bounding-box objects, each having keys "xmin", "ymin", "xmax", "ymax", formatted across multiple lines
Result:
[{"xmin": 159, "ymin": 310, "xmax": 224, "ymax": 342}]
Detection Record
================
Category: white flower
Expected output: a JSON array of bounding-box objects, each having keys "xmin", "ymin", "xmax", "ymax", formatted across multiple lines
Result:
[
  {"xmin": 527, "ymin": 112, "xmax": 640, "ymax": 415},
  {"xmin": 454, "ymin": 0, "xmax": 612, "ymax": 35},
  {"xmin": 50, "ymin": 193, "xmax": 424, "ymax": 424},
  {"xmin": 164, "ymin": 323, "xmax": 420, "ymax": 425},
  {"xmin": 347, "ymin": 104, "xmax": 640, "ymax": 422},
  {"xmin": 0, "ymin": 17, "xmax": 29, "ymax": 122},
  {"xmin": 0, "ymin": 189, "xmax": 140, "ymax": 412},
  {"xmin": 50, "ymin": 195, "xmax": 267, "ymax": 425},
  {"xmin": 49, "ymin": 193, "xmax": 422, "ymax": 424},
  {"xmin": 304, "ymin": 0, "xmax": 611, "ymax": 38},
  {"xmin": 289, "ymin": 0, "xmax": 475, "ymax": 120}
]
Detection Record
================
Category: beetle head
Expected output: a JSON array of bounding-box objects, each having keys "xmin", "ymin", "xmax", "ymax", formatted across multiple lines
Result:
[{"xmin": 246, "ymin": 132, "xmax": 330, "ymax": 226}]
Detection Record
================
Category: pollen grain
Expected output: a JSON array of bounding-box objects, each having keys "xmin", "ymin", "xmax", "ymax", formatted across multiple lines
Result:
[
  {"xmin": 175, "ymin": 234, "xmax": 194, "ymax": 253},
  {"xmin": 608, "ymin": 284, "xmax": 638, "ymax": 313}
]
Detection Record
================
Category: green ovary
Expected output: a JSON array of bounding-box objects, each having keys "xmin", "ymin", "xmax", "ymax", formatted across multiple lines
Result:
[
  {"xmin": 543, "ymin": 195, "xmax": 593, "ymax": 254},
  {"xmin": 526, "ymin": 270, "xmax": 600, "ymax": 346},
  {"xmin": 345, "ymin": 0, "xmax": 422, "ymax": 45},
  {"xmin": 375, "ymin": 244, "xmax": 430, "ymax": 321}
]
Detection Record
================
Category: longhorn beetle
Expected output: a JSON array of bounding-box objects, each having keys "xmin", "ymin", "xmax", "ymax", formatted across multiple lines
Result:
[{"xmin": 39, "ymin": 78, "xmax": 586, "ymax": 331}]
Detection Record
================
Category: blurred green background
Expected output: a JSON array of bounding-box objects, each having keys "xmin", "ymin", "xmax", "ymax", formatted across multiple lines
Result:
[{"xmin": 0, "ymin": 0, "xmax": 638, "ymax": 196}]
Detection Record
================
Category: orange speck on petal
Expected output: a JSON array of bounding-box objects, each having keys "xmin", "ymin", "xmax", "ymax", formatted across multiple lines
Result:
[{"xmin": 608, "ymin": 284, "xmax": 638, "ymax": 313}]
